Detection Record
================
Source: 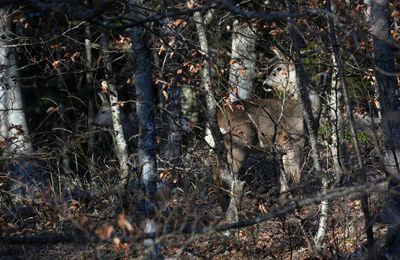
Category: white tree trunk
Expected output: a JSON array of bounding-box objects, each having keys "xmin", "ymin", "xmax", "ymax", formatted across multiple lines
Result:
[
  {"xmin": 228, "ymin": 20, "xmax": 257, "ymax": 102},
  {"xmin": 0, "ymin": 7, "xmax": 33, "ymax": 157},
  {"xmin": 327, "ymin": 53, "xmax": 345, "ymax": 182},
  {"xmin": 327, "ymin": 1, "xmax": 376, "ymax": 257},
  {"xmin": 100, "ymin": 34, "xmax": 130, "ymax": 190},
  {"xmin": 194, "ymin": 10, "xmax": 245, "ymax": 226},
  {"xmin": 0, "ymin": 6, "xmax": 41, "ymax": 203}
]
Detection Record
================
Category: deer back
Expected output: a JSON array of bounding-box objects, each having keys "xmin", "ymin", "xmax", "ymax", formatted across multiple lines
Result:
[{"xmin": 217, "ymin": 98, "xmax": 305, "ymax": 152}]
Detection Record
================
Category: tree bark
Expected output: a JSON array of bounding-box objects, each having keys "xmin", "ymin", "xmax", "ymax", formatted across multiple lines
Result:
[
  {"xmin": 129, "ymin": 1, "xmax": 161, "ymax": 258},
  {"xmin": 166, "ymin": 77, "xmax": 183, "ymax": 165},
  {"xmin": 326, "ymin": 1, "xmax": 376, "ymax": 258},
  {"xmin": 100, "ymin": 33, "xmax": 130, "ymax": 190},
  {"xmin": 327, "ymin": 55, "xmax": 346, "ymax": 182},
  {"xmin": 84, "ymin": 17, "xmax": 96, "ymax": 184},
  {"xmin": 365, "ymin": 0, "xmax": 400, "ymax": 257},
  {"xmin": 0, "ymin": 5, "xmax": 42, "ymax": 203},
  {"xmin": 225, "ymin": 19, "xmax": 257, "ymax": 224},
  {"xmin": 194, "ymin": 10, "xmax": 243, "ymax": 223},
  {"xmin": 228, "ymin": 20, "xmax": 257, "ymax": 102},
  {"xmin": 0, "ymin": 7, "xmax": 33, "ymax": 156}
]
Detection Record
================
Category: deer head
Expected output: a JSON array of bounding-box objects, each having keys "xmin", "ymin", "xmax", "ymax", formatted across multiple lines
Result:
[
  {"xmin": 263, "ymin": 47, "xmax": 298, "ymax": 98},
  {"xmin": 263, "ymin": 47, "xmax": 322, "ymax": 123},
  {"xmin": 93, "ymin": 93, "xmax": 138, "ymax": 146}
]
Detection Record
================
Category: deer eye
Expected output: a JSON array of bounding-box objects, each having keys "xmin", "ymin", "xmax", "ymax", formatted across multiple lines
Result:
[{"xmin": 277, "ymin": 66, "xmax": 282, "ymax": 72}]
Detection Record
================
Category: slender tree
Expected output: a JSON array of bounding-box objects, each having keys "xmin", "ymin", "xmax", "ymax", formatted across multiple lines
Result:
[
  {"xmin": 0, "ymin": 5, "xmax": 41, "ymax": 203},
  {"xmin": 364, "ymin": 0, "xmax": 400, "ymax": 257},
  {"xmin": 194, "ymin": 4, "xmax": 246, "ymax": 225},
  {"xmin": 100, "ymin": 32, "xmax": 130, "ymax": 191},
  {"xmin": 129, "ymin": 1, "xmax": 161, "ymax": 258},
  {"xmin": 326, "ymin": 1, "xmax": 376, "ymax": 258}
]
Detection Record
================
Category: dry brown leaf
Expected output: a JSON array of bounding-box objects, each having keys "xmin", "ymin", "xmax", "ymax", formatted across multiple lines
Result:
[
  {"xmin": 163, "ymin": 90, "xmax": 168, "ymax": 99},
  {"xmin": 118, "ymin": 100, "xmax": 125, "ymax": 108},
  {"xmin": 355, "ymin": 4, "xmax": 365, "ymax": 13},
  {"xmin": 95, "ymin": 224, "xmax": 114, "ymax": 240},
  {"xmin": 232, "ymin": 86, "xmax": 239, "ymax": 96},
  {"xmin": 69, "ymin": 199, "xmax": 80, "ymax": 210},
  {"xmin": 159, "ymin": 44, "xmax": 166, "ymax": 55},
  {"xmin": 126, "ymin": 76, "xmax": 133, "ymax": 85},
  {"xmin": 117, "ymin": 213, "xmax": 134, "ymax": 232},
  {"xmin": 70, "ymin": 52, "xmax": 80, "ymax": 63},
  {"xmin": 174, "ymin": 19, "xmax": 186, "ymax": 28},
  {"xmin": 50, "ymin": 44, "xmax": 66, "ymax": 51},
  {"xmin": 229, "ymin": 59, "xmax": 237, "ymax": 65},
  {"xmin": 187, "ymin": 0, "xmax": 199, "ymax": 9},
  {"xmin": 239, "ymin": 67, "xmax": 247, "ymax": 78},
  {"xmin": 52, "ymin": 60, "xmax": 61, "ymax": 69},
  {"xmin": 46, "ymin": 105, "xmax": 59, "ymax": 114},
  {"xmin": 100, "ymin": 80, "xmax": 110, "ymax": 93},
  {"xmin": 113, "ymin": 237, "xmax": 121, "ymax": 245}
]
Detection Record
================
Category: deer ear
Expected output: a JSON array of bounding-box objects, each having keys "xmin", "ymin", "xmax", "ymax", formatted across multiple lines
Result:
[
  {"xmin": 98, "ymin": 92, "xmax": 109, "ymax": 105},
  {"xmin": 288, "ymin": 63, "xmax": 296, "ymax": 71},
  {"xmin": 270, "ymin": 46, "xmax": 288, "ymax": 60},
  {"xmin": 270, "ymin": 46, "xmax": 296, "ymax": 64}
]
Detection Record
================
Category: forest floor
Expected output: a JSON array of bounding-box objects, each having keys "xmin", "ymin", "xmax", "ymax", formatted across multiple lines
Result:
[{"xmin": 0, "ymin": 152, "xmax": 390, "ymax": 259}]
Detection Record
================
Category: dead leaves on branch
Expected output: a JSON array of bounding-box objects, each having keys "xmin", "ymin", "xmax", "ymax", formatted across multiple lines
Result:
[
  {"xmin": 50, "ymin": 44, "xmax": 81, "ymax": 69},
  {"xmin": 71, "ymin": 211, "xmax": 138, "ymax": 249}
]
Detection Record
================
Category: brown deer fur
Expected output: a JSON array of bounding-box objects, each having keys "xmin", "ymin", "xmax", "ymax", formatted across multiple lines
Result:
[{"xmin": 216, "ymin": 98, "xmax": 305, "ymax": 193}]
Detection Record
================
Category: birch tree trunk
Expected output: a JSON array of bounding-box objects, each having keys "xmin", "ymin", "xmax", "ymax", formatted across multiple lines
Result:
[
  {"xmin": 129, "ymin": 1, "xmax": 161, "ymax": 258},
  {"xmin": 100, "ymin": 33, "xmax": 130, "ymax": 191},
  {"xmin": 324, "ymin": 0, "xmax": 346, "ymax": 180},
  {"xmin": 0, "ymin": 6, "xmax": 42, "ymax": 203},
  {"xmin": 326, "ymin": 1, "xmax": 376, "ymax": 258},
  {"xmin": 365, "ymin": 0, "xmax": 400, "ymax": 257},
  {"xmin": 225, "ymin": 19, "xmax": 257, "ymax": 223},
  {"xmin": 219, "ymin": 17, "xmax": 258, "ymax": 225},
  {"xmin": 327, "ymin": 55, "xmax": 346, "ymax": 182},
  {"xmin": 194, "ymin": 10, "xmax": 244, "ymax": 224},
  {"xmin": 228, "ymin": 20, "xmax": 257, "ymax": 102},
  {"xmin": 0, "ymin": 7, "xmax": 32, "ymax": 157}
]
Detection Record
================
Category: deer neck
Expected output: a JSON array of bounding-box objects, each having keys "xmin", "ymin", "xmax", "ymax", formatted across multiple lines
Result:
[
  {"xmin": 286, "ymin": 85, "xmax": 321, "ymax": 121},
  {"xmin": 286, "ymin": 84, "xmax": 318, "ymax": 102}
]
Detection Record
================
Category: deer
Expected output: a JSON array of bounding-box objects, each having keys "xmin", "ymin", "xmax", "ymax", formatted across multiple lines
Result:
[
  {"xmin": 212, "ymin": 98, "xmax": 305, "ymax": 194},
  {"xmin": 93, "ymin": 103, "xmax": 138, "ymax": 149},
  {"xmin": 207, "ymin": 47, "xmax": 321, "ymax": 195}
]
